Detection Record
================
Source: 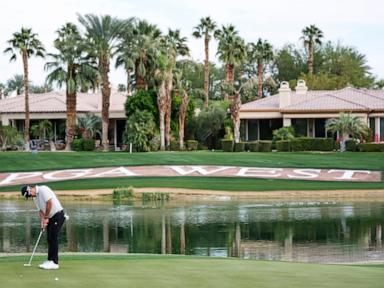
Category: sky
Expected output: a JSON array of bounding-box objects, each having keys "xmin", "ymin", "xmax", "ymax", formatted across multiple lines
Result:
[{"xmin": 0, "ymin": 0, "xmax": 383, "ymax": 88}]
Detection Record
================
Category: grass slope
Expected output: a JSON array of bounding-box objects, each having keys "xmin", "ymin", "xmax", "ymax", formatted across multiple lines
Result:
[
  {"xmin": 0, "ymin": 151, "xmax": 383, "ymax": 172},
  {"xmin": 1, "ymin": 255, "xmax": 383, "ymax": 288}
]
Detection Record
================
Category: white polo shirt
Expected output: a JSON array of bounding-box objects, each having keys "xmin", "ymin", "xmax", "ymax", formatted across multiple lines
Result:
[{"xmin": 32, "ymin": 185, "xmax": 63, "ymax": 218}]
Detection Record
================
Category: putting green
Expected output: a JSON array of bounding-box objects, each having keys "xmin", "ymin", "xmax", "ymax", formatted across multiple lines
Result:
[{"xmin": 0, "ymin": 255, "xmax": 382, "ymax": 288}]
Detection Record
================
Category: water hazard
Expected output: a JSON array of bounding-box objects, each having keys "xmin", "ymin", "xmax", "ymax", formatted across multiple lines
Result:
[{"xmin": 0, "ymin": 198, "xmax": 383, "ymax": 263}]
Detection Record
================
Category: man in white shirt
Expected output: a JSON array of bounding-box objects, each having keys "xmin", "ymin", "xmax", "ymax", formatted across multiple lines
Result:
[{"xmin": 21, "ymin": 184, "xmax": 66, "ymax": 270}]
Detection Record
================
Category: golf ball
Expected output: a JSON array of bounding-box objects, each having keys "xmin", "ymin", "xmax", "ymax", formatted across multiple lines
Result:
[{"xmin": 55, "ymin": 277, "xmax": 59, "ymax": 281}]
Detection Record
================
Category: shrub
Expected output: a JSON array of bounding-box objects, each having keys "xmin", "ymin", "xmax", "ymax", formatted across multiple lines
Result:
[
  {"xmin": 258, "ymin": 140, "xmax": 272, "ymax": 152},
  {"xmin": 313, "ymin": 138, "xmax": 334, "ymax": 151},
  {"xmin": 290, "ymin": 139, "xmax": 303, "ymax": 151},
  {"xmin": 345, "ymin": 139, "xmax": 358, "ymax": 152},
  {"xmin": 244, "ymin": 142, "xmax": 250, "ymax": 152},
  {"xmin": 221, "ymin": 139, "xmax": 234, "ymax": 152},
  {"xmin": 276, "ymin": 140, "xmax": 290, "ymax": 151},
  {"xmin": 234, "ymin": 142, "xmax": 245, "ymax": 152},
  {"xmin": 186, "ymin": 140, "xmax": 198, "ymax": 151},
  {"xmin": 170, "ymin": 139, "xmax": 179, "ymax": 151},
  {"xmin": 359, "ymin": 143, "xmax": 384, "ymax": 152},
  {"xmin": 82, "ymin": 139, "xmax": 95, "ymax": 151},
  {"xmin": 72, "ymin": 139, "xmax": 83, "ymax": 151},
  {"xmin": 249, "ymin": 141, "xmax": 259, "ymax": 152},
  {"xmin": 272, "ymin": 126, "xmax": 295, "ymax": 141}
]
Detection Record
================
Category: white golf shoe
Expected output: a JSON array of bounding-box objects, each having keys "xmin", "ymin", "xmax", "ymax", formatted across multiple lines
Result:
[{"xmin": 39, "ymin": 261, "xmax": 59, "ymax": 270}]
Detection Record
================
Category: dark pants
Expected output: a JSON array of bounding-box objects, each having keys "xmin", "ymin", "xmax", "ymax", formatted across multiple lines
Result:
[{"xmin": 47, "ymin": 210, "xmax": 65, "ymax": 264}]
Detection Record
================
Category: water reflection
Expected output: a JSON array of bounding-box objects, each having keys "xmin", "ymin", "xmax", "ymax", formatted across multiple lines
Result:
[{"xmin": 0, "ymin": 199, "xmax": 383, "ymax": 263}]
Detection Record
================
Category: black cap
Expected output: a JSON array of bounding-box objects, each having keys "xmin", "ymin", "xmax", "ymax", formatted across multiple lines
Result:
[{"xmin": 21, "ymin": 185, "xmax": 31, "ymax": 198}]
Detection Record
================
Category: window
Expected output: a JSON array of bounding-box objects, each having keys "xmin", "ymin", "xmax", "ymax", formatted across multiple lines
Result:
[
  {"xmin": 369, "ymin": 118, "xmax": 376, "ymax": 142},
  {"xmin": 315, "ymin": 119, "xmax": 326, "ymax": 138},
  {"xmin": 247, "ymin": 120, "xmax": 258, "ymax": 141},
  {"xmin": 292, "ymin": 119, "xmax": 307, "ymax": 137},
  {"xmin": 380, "ymin": 118, "xmax": 384, "ymax": 141}
]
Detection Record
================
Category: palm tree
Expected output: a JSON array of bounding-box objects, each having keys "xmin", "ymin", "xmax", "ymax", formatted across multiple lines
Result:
[
  {"xmin": 6, "ymin": 74, "xmax": 24, "ymax": 95},
  {"xmin": 45, "ymin": 22, "xmax": 97, "ymax": 151},
  {"xmin": 78, "ymin": 14, "xmax": 131, "ymax": 151},
  {"xmin": 248, "ymin": 39, "xmax": 273, "ymax": 98},
  {"xmin": 214, "ymin": 25, "xmax": 247, "ymax": 86},
  {"xmin": 4, "ymin": 27, "xmax": 45, "ymax": 150},
  {"xmin": 174, "ymin": 70, "xmax": 190, "ymax": 150},
  {"xmin": 326, "ymin": 113, "xmax": 369, "ymax": 152},
  {"xmin": 77, "ymin": 113, "xmax": 102, "ymax": 140},
  {"xmin": 192, "ymin": 16, "xmax": 216, "ymax": 107},
  {"xmin": 162, "ymin": 29, "xmax": 189, "ymax": 150},
  {"xmin": 301, "ymin": 24, "xmax": 323, "ymax": 75}
]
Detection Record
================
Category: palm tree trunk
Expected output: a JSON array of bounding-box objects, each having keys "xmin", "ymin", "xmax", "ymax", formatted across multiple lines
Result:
[
  {"xmin": 135, "ymin": 61, "xmax": 147, "ymax": 90},
  {"xmin": 179, "ymin": 90, "xmax": 189, "ymax": 150},
  {"xmin": 101, "ymin": 56, "xmax": 111, "ymax": 151},
  {"xmin": 22, "ymin": 51, "xmax": 30, "ymax": 151},
  {"xmin": 308, "ymin": 40, "xmax": 314, "ymax": 75},
  {"xmin": 127, "ymin": 68, "xmax": 132, "ymax": 96},
  {"xmin": 65, "ymin": 89, "xmax": 77, "ymax": 151},
  {"xmin": 231, "ymin": 91, "xmax": 242, "ymax": 143},
  {"xmin": 204, "ymin": 36, "xmax": 209, "ymax": 108},
  {"xmin": 157, "ymin": 81, "xmax": 167, "ymax": 151},
  {"xmin": 225, "ymin": 63, "xmax": 235, "ymax": 101},
  {"xmin": 257, "ymin": 60, "xmax": 263, "ymax": 99},
  {"xmin": 165, "ymin": 71, "xmax": 173, "ymax": 150}
]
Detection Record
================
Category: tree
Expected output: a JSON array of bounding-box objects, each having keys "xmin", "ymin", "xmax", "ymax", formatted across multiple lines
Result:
[
  {"xmin": 46, "ymin": 22, "xmax": 97, "ymax": 151},
  {"xmin": 248, "ymin": 39, "xmax": 273, "ymax": 98},
  {"xmin": 0, "ymin": 126, "xmax": 19, "ymax": 151},
  {"xmin": 6, "ymin": 74, "xmax": 24, "ymax": 95},
  {"xmin": 0, "ymin": 83, "xmax": 6, "ymax": 99},
  {"xmin": 326, "ymin": 113, "xmax": 369, "ymax": 152},
  {"xmin": 124, "ymin": 110, "xmax": 156, "ymax": 152},
  {"xmin": 192, "ymin": 16, "xmax": 217, "ymax": 107},
  {"xmin": 301, "ymin": 24, "xmax": 323, "ymax": 75},
  {"xmin": 214, "ymin": 25, "xmax": 247, "ymax": 85},
  {"xmin": 78, "ymin": 14, "xmax": 131, "ymax": 151},
  {"xmin": 4, "ymin": 27, "xmax": 45, "ymax": 150},
  {"xmin": 77, "ymin": 113, "xmax": 101, "ymax": 140}
]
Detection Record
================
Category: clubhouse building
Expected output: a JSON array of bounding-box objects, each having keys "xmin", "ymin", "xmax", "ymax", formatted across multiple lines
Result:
[{"xmin": 240, "ymin": 80, "xmax": 384, "ymax": 142}]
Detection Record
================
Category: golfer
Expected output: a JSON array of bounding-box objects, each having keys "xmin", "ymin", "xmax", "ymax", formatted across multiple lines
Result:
[{"xmin": 21, "ymin": 185, "xmax": 66, "ymax": 270}]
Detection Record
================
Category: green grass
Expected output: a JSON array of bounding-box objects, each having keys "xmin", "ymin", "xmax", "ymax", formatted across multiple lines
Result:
[
  {"xmin": 1, "ymin": 176, "xmax": 384, "ymax": 192},
  {"xmin": 0, "ymin": 151, "xmax": 383, "ymax": 172},
  {"xmin": 0, "ymin": 255, "xmax": 382, "ymax": 288}
]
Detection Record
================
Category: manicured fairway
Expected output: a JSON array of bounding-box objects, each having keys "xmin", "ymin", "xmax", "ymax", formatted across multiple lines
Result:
[{"xmin": 0, "ymin": 255, "xmax": 382, "ymax": 288}]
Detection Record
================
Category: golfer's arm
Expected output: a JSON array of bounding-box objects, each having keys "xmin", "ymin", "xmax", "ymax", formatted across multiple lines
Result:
[{"xmin": 44, "ymin": 199, "xmax": 52, "ymax": 219}]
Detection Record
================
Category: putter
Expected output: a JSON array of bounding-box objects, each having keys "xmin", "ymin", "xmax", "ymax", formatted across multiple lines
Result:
[{"xmin": 24, "ymin": 228, "xmax": 44, "ymax": 267}]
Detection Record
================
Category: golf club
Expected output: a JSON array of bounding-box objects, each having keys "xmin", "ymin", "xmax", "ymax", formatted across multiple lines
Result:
[{"xmin": 23, "ymin": 228, "xmax": 44, "ymax": 267}]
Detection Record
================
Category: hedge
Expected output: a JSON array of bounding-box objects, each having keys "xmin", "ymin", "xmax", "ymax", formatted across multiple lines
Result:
[
  {"xmin": 258, "ymin": 140, "xmax": 272, "ymax": 152},
  {"xmin": 345, "ymin": 139, "xmax": 358, "ymax": 152},
  {"xmin": 234, "ymin": 142, "xmax": 245, "ymax": 152},
  {"xmin": 221, "ymin": 140, "xmax": 234, "ymax": 152},
  {"xmin": 186, "ymin": 140, "xmax": 198, "ymax": 151},
  {"xmin": 291, "ymin": 137, "xmax": 334, "ymax": 151},
  {"xmin": 249, "ymin": 141, "xmax": 259, "ymax": 152},
  {"xmin": 82, "ymin": 139, "xmax": 96, "ymax": 151},
  {"xmin": 72, "ymin": 139, "xmax": 83, "ymax": 151},
  {"xmin": 276, "ymin": 140, "xmax": 290, "ymax": 152},
  {"xmin": 359, "ymin": 143, "xmax": 384, "ymax": 152}
]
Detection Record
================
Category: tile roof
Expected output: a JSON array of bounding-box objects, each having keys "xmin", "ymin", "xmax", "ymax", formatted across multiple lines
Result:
[
  {"xmin": 0, "ymin": 91, "xmax": 128, "ymax": 113},
  {"xmin": 240, "ymin": 87, "xmax": 384, "ymax": 113}
]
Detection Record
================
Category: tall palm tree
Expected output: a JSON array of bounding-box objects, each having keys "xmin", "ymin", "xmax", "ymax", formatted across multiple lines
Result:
[
  {"xmin": 214, "ymin": 25, "xmax": 247, "ymax": 86},
  {"xmin": 6, "ymin": 74, "xmax": 24, "ymax": 95},
  {"xmin": 325, "ymin": 113, "xmax": 369, "ymax": 152},
  {"xmin": 301, "ymin": 24, "xmax": 323, "ymax": 75},
  {"xmin": 248, "ymin": 39, "xmax": 273, "ymax": 98},
  {"xmin": 4, "ymin": 27, "xmax": 45, "ymax": 150},
  {"xmin": 162, "ymin": 29, "xmax": 189, "ymax": 150},
  {"xmin": 174, "ymin": 70, "xmax": 190, "ymax": 150},
  {"xmin": 192, "ymin": 16, "xmax": 216, "ymax": 107},
  {"xmin": 78, "ymin": 14, "xmax": 131, "ymax": 151},
  {"xmin": 45, "ymin": 23, "xmax": 97, "ymax": 151}
]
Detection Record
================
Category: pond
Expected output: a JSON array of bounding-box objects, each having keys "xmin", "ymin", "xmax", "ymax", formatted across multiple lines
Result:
[{"xmin": 0, "ymin": 197, "xmax": 383, "ymax": 263}]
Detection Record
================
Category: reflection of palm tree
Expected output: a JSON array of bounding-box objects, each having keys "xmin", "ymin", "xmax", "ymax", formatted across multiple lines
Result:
[{"xmin": 4, "ymin": 28, "xmax": 45, "ymax": 150}]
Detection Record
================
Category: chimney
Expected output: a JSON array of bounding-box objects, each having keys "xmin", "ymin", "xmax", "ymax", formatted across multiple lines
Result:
[
  {"xmin": 295, "ymin": 79, "xmax": 308, "ymax": 95},
  {"xmin": 279, "ymin": 81, "xmax": 291, "ymax": 108}
]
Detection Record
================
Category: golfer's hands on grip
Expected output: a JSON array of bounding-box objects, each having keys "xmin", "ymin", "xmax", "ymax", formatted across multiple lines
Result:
[{"xmin": 41, "ymin": 218, "xmax": 49, "ymax": 230}]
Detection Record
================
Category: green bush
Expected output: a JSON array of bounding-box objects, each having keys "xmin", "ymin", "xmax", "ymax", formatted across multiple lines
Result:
[
  {"xmin": 276, "ymin": 140, "xmax": 290, "ymax": 151},
  {"xmin": 290, "ymin": 139, "xmax": 303, "ymax": 151},
  {"xmin": 186, "ymin": 140, "xmax": 198, "ymax": 151},
  {"xmin": 82, "ymin": 139, "xmax": 95, "ymax": 151},
  {"xmin": 170, "ymin": 140, "xmax": 179, "ymax": 151},
  {"xmin": 359, "ymin": 143, "xmax": 384, "ymax": 152},
  {"xmin": 72, "ymin": 139, "xmax": 83, "ymax": 151},
  {"xmin": 258, "ymin": 140, "xmax": 272, "ymax": 152},
  {"xmin": 345, "ymin": 139, "xmax": 358, "ymax": 152},
  {"xmin": 313, "ymin": 138, "xmax": 334, "ymax": 151},
  {"xmin": 234, "ymin": 142, "xmax": 245, "ymax": 152},
  {"xmin": 249, "ymin": 141, "xmax": 259, "ymax": 152},
  {"xmin": 221, "ymin": 139, "xmax": 234, "ymax": 152}
]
